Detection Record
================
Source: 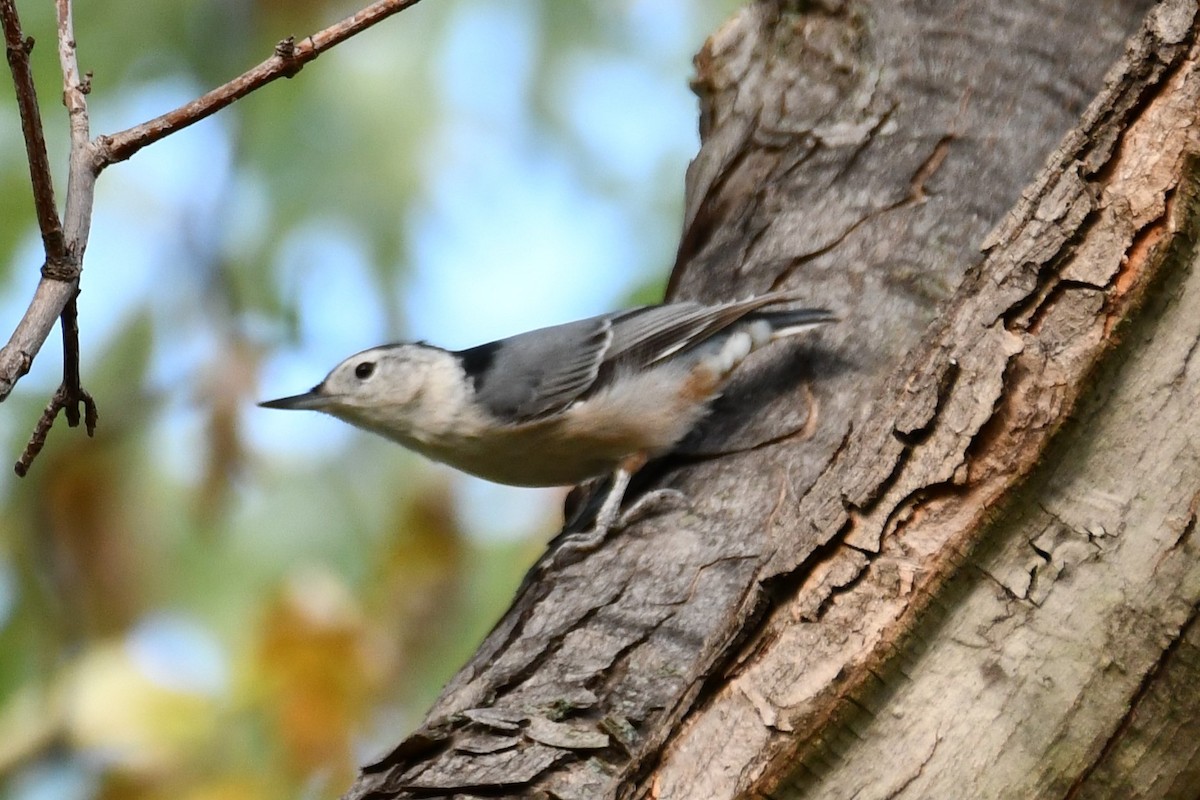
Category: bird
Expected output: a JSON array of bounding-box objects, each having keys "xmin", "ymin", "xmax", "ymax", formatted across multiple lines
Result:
[{"xmin": 260, "ymin": 291, "xmax": 836, "ymax": 543}]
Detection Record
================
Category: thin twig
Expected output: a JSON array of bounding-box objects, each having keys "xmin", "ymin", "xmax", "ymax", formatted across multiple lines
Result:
[
  {"xmin": 98, "ymin": 0, "xmax": 425, "ymax": 166},
  {"xmin": 12, "ymin": 292, "xmax": 96, "ymax": 477},
  {"xmin": 15, "ymin": 391, "xmax": 64, "ymax": 476},
  {"xmin": 11, "ymin": 0, "xmax": 98, "ymax": 475},
  {"xmin": 56, "ymin": 292, "xmax": 94, "ymax": 431},
  {"xmin": 55, "ymin": 0, "xmax": 96, "ymax": 254},
  {"xmin": 0, "ymin": 0, "xmax": 80, "ymax": 409},
  {"xmin": 0, "ymin": 0, "xmax": 65, "ymax": 259}
]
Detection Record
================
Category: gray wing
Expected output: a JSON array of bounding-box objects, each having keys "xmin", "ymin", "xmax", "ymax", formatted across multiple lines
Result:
[
  {"xmin": 456, "ymin": 291, "xmax": 818, "ymax": 423},
  {"xmin": 604, "ymin": 291, "xmax": 813, "ymax": 370},
  {"xmin": 455, "ymin": 316, "xmax": 614, "ymax": 422}
]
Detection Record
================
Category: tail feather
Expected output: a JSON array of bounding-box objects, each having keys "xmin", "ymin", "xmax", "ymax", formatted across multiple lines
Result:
[{"xmin": 752, "ymin": 307, "xmax": 840, "ymax": 340}]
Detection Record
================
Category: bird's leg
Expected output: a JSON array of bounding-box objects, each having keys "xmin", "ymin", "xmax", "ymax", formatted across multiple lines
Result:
[
  {"xmin": 547, "ymin": 453, "xmax": 691, "ymax": 570},
  {"xmin": 591, "ymin": 464, "xmax": 633, "ymax": 534},
  {"xmin": 553, "ymin": 464, "xmax": 634, "ymax": 559},
  {"xmin": 605, "ymin": 451, "xmax": 691, "ymax": 528},
  {"xmin": 545, "ymin": 454, "xmax": 645, "ymax": 568}
]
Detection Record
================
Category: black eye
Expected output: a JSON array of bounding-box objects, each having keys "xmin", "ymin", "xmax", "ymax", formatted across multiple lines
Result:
[{"xmin": 354, "ymin": 361, "xmax": 376, "ymax": 380}]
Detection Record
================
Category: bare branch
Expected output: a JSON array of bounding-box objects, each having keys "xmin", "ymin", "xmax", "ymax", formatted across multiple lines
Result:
[
  {"xmin": 0, "ymin": 0, "xmax": 65, "ymax": 259},
  {"xmin": 14, "ymin": 292, "xmax": 96, "ymax": 477},
  {"xmin": 1, "ymin": 0, "xmax": 425, "ymax": 473},
  {"xmin": 14, "ymin": 293, "xmax": 96, "ymax": 479},
  {"xmin": 55, "ymin": 0, "xmax": 89, "ymax": 148},
  {"xmin": 8, "ymin": 0, "xmax": 100, "ymax": 475},
  {"xmin": 98, "ymin": 0, "xmax": 425, "ymax": 166},
  {"xmin": 56, "ymin": 293, "xmax": 94, "ymax": 431},
  {"xmin": 55, "ymin": 0, "xmax": 96, "ymax": 257},
  {"xmin": 15, "ymin": 390, "xmax": 66, "ymax": 476},
  {"xmin": 0, "ymin": 0, "xmax": 81, "ymax": 409}
]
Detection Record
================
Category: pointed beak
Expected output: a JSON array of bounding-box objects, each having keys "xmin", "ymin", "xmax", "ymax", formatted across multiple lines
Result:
[{"xmin": 258, "ymin": 385, "xmax": 331, "ymax": 411}]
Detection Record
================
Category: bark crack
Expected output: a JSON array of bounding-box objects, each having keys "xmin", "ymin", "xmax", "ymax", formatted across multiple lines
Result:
[{"xmin": 1061, "ymin": 597, "xmax": 1200, "ymax": 800}]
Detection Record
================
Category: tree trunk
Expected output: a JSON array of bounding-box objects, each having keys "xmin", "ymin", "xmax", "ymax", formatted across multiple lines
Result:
[{"xmin": 345, "ymin": 1, "xmax": 1200, "ymax": 798}]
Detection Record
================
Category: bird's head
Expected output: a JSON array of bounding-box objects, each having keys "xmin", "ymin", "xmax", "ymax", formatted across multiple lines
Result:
[{"xmin": 259, "ymin": 343, "xmax": 457, "ymax": 438}]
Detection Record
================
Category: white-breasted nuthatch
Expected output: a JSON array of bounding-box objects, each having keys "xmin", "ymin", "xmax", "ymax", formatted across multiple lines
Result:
[{"xmin": 260, "ymin": 291, "xmax": 835, "ymax": 535}]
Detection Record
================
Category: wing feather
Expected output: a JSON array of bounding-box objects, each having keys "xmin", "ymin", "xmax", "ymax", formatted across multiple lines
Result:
[
  {"xmin": 458, "ymin": 317, "xmax": 612, "ymax": 422},
  {"xmin": 458, "ymin": 291, "xmax": 822, "ymax": 423},
  {"xmin": 604, "ymin": 291, "xmax": 812, "ymax": 370}
]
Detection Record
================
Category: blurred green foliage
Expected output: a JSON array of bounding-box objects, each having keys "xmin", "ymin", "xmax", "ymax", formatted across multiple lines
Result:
[{"xmin": 0, "ymin": 0, "xmax": 740, "ymax": 797}]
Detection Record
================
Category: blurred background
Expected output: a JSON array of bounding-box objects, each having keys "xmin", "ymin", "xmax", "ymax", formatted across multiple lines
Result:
[{"xmin": 0, "ymin": 0, "xmax": 741, "ymax": 797}]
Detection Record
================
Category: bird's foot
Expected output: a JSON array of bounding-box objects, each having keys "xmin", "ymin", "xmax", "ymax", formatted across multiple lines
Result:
[
  {"xmin": 615, "ymin": 488, "xmax": 689, "ymax": 528},
  {"xmin": 543, "ymin": 488, "xmax": 691, "ymax": 571}
]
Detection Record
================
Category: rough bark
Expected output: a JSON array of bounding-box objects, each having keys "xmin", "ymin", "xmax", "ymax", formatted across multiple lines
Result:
[{"xmin": 345, "ymin": 1, "xmax": 1199, "ymax": 798}]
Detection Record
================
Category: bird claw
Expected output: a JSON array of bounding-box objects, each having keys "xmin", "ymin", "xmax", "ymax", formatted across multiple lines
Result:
[
  {"xmin": 546, "ymin": 525, "xmax": 610, "ymax": 568},
  {"xmin": 542, "ymin": 487, "xmax": 691, "ymax": 571},
  {"xmin": 616, "ymin": 488, "xmax": 690, "ymax": 527}
]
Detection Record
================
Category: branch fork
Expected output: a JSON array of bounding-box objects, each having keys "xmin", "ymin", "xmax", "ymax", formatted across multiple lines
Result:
[{"xmin": 0, "ymin": 0, "xmax": 423, "ymax": 474}]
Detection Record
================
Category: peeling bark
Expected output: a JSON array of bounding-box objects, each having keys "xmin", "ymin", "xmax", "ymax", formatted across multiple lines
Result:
[{"xmin": 344, "ymin": 1, "xmax": 1199, "ymax": 798}]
